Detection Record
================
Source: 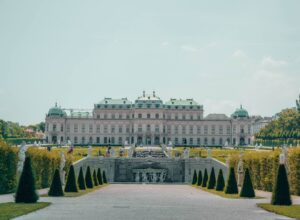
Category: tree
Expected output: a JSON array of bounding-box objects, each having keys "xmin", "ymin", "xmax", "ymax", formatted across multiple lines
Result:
[
  {"xmin": 64, "ymin": 165, "xmax": 78, "ymax": 192},
  {"xmin": 240, "ymin": 168, "xmax": 255, "ymax": 198},
  {"xmin": 296, "ymin": 94, "xmax": 300, "ymax": 112},
  {"xmin": 93, "ymin": 170, "xmax": 99, "ymax": 186},
  {"xmin": 192, "ymin": 170, "xmax": 197, "ymax": 185},
  {"xmin": 102, "ymin": 170, "xmax": 107, "ymax": 184},
  {"xmin": 207, "ymin": 167, "xmax": 216, "ymax": 189},
  {"xmin": 197, "ymin": 170, "xmax": 202, "ymax": 186},
  {"xmin": 202, "ymin": 168, "xmax": 208, "ymax": 187},
  {"xmin": 224, "ymin": 167, "xmax": 238, "ymax": 194},
  {"xmin": 77, "ymin": 167, "xmax": 86, "ymax": 190},
  {"xmin": 271, "ymin": 164, "xmax": 292, "ymax": 205},
  {"xmin": 216, "ymin": 169, "xmax": 225, "ymax": 191},
  {"xmin": 48, "ymin": 169, "xmax": 64, "ymax": 197},
  {"xmin": 97, "ymin": 168, "xmax": 103, "ymax": 185},
  {"xmin": 15, "ymin": 157, "xmax": 39, "ymax": 203},
  {"xmin": 85, "ymin": 166, "xmax": 94, "ymax": 188}
]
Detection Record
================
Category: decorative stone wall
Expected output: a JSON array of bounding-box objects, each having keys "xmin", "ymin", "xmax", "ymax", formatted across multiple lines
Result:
[{"xmin": 73, "ymin": 157, "xmax": 227, "ymax": 183}]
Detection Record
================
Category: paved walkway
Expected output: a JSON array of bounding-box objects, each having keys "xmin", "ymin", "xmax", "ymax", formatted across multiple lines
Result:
[{"xmin": 11, "ymin": 184, "xmax": 293, "ymax": 220}]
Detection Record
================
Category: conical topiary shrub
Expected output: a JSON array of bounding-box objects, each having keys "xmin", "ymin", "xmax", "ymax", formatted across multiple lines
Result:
[
  {"xmin": 64, "ymin": 165, "xmax": 78, "ymax": 192},
  {"xmin": 202, "ymin": 168, "xmax": 208, "ymax": 187},
  {"xmin": 192, "ymin": 170, "xmax": 197, "ymax": 185},
  {"xmin": 216, "ymin": 169, "xmax": 225, "ymax": 191},
  {"xmin": 102, "ymin": 170, "xmax": 107, "ymax": 183},
  {"xmin": 207, "ymin": 167, "xmax": 216, "ymax": 189},
  {"xmin": 93, "ymin": 170, "xmax": 99, "ymax": 186},
  {"xmin": 197, "ymin": 170, "xmax": 202, "ymax": 186},
  {"xmin": 271, "ymin": 164, "xmax": 292, "ymax": 205},
  {"xmin": 240, "ymin": 168, "xmax": 255, "ymax": 198},
  {"xmin": 15, "ymin": 157, "xmax": 39, "ymax": 203},
  {"xmin": 85, "ymin": 166, "xmax": 94, "ymax": 188},
  {"xmin": 224, "ymin": 167, "xmax": 238, "ymax": 194},
  {"xmin": 48, "ymin": 169, "xmax": 64, "ymax": 197},
  {"xmin": 97, "ymin": 168, "xmax": 103, "ymax": 185},
  {"xmin": 78, "ymin": 167, "xmax": 86, "ymax": 190}
]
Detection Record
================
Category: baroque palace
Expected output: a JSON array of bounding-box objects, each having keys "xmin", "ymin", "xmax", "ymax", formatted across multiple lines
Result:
[{"xmin": 45, "ymin": 91, "xmax": 255, "ymax": 146}]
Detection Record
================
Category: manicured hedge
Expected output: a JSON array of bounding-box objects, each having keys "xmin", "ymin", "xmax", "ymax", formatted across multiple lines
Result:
[
  {"xmin": 230, "ymin": 148, "xmax": 300, "ymax": 196},
  {"xmin": 0, "ymin": 141, "xmax": 72, "ymax": 194}
]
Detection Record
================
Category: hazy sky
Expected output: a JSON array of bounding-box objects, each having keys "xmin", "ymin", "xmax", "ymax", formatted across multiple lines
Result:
[{"xmin": 0, "ymin": 0, "xmax": 299, "ymax": 125}]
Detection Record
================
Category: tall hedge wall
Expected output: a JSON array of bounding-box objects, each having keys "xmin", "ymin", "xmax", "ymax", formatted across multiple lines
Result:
[
  {"xmin": 230, "ymin": 148, "xmax": 300, "ymax": 195},
  {"xmin": 0, "ymin": 141, "xmax": 72, "ymax": 194}
]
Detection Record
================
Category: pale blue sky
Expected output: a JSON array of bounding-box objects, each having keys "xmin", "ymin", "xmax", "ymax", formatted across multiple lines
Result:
[{"xmin": 0, "ymin": 0, "xmax": 299, "ymax": 125}]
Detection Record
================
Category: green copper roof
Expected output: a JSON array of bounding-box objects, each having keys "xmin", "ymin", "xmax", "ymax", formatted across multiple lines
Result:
[
  {"xmin": 47, "ymin": 103, "xmax": 66, "ymax": 117},
  {"xmin": 165, "ymin": 98, "xmax": 199, "ymax": 106},
  {"xmin": 231, "ymin": 105, "xmax": 249, "ymax": 118},
  {"xmin": 98, "ymin": 98, "xmax": 132, "ymax": 105}
]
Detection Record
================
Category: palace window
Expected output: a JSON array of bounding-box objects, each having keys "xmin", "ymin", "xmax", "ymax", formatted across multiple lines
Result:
[
  {"xmin": 104, "ymin": 114, "xmax": 107, "ymax": 119},
  {"xmin": 97, "ymin": 114, "xmax": 100, "ymax": 119},
  {"xmin": 219, "ymin": 125, "xmax": 223, "ymax": 135},
  {"xmin": 126, "ymin": 126, "xmax": 130, "ymax": 133},
  {"xmin": 189, "ymin": 125, "xmax": 193, "ymax": 134},
  {"xmin": 189, "ymin": 138, "xmax": 193, "ymax": 145},
  {"xmin": 118, "ymin": 137, "xmax": 122, "ymax": 145},
  {"xmin": 104, "ymin": 125, "xmax": 108, "ymax": 133},
  {"xmin": 89, "ymin": 136, "xmax": 93, "ymax": 144},
  {"xmin": 60, "ymin": 124, "xmax": 63, "ymax": 132},
  {"xmin": 66, "ymin": 124, "xmax": 70, "ymax": 133},
  {"xmin": 182, "ymin": 126, "xmax": 186, "ymax": 134},
  {"xmin": 81, "ymin": 124, "xmax": 85, "ymax": 133},
  {"xmin": 138, "ymin": 125, "xmax": 142, "ymax": 132},
  {"xmin": 204, "ymin": 125, "xmax": 208, "ymax": 135},
  {"xmin": 112, "ymin": 114, "xmax": 115, "ymax": 119},
  {"xmin": 233, "ymin": 125, "xmax": 236, "ymax": 134},
  {"xmin": 119, "ymin": 126, "xmax": 122, "ymax": 133},
  {"xmin": 182, "ymin": 114, "xmax": 186, "ymax": 120},
  {"xmin": 74, "ymin": 124, "xmax": 78, "ymax": 133},
  {"xmin": 197, "ymin": 138, "xmax": 201, "ymax": 145},
  {"xmin": 155, "ymin": 125, "xmax": 159, "ymax": 132},
  {"xmin": 175, "ymin": 138, "xmax": 178, "ymax": 145},
  {"xmin": 219, "ymin": 138, "xmax": 223, "ymax": 146},
  {"xmin": 212, "ymin": 137, "xmax": 215, "ymax": 145},
  {"xmin": 96, "ymin": 137, "xmax": 100, "ymax": 144},
  {"xmin": 111, "ymin": 126, "xmax": 115, "ymax": 133},
  {"xmin": 175, "ymin": 114, "xmax": 178, "ymax": 120},
  {"xmin": 81, "ymin": 137, "xmax": 85, "ymax": 144},
  {"xmin": 53, "ymin": 124, "xmax": 57, "ymax": 132},
  {"xmin": 197, "ymin": 126, "xmax": 201, "ymax": 134},
  {"xmin": 104, "ymin": 137, "xmax": 108, "ymax": 144},
  {"xmin": 227, "ymin": 125, "xmax": 231, "ymax": 135},
  {"xmin": 147, "ymin": 113, "xmax": 151, "ymax": 119},
  {"xmin": 248, "ymin": 125, "xmax": 251, "ymax": 134},
  {"xmin": 119, "ymin": 114, "xmax": 122, "ymax": 119},
  {"xmin": 96, "ymin": 125, "xmax": 100, "ymax": 133},
  {"xmin": 111, "ymin": 137, "xmax": 115, "ymax": 144},
  {"xmin": 89, "ymin": 124, "xmax": 93, "ymax": 133},
  {"xmin": 147, "ymin": 124, "xmax": 151, "ymax": 132},
  {"xmin": 175, "ymin": 126, "xmax": 178, "ymax": 134},
  {"xmin": 138, "ymin": 113, "xmax": 142, "ymax": 119},
  {"xmin": 74, "ymin": 136, "xmax": 78, "ymax": 144},
  {"xmin": 211, "ymin": 125, "xmax": 215, "ymax": 135},
  {"xmin": 155, "ymin": 113, "xmax": 159, "ymax": 119},
  {"xmin": 204, "ymin": 137, "xmax": 208, "ymax": 145}
]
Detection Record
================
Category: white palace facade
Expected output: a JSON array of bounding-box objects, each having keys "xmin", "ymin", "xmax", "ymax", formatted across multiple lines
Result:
[{"xmin": 45, "ymin": 92, "xmax": 255, "ymax": 146}]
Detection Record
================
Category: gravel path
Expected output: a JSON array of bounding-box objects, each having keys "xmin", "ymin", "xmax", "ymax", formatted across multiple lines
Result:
[{"xmin": 11, "ymin": 184, "xmax": 294, "ymax": 220}]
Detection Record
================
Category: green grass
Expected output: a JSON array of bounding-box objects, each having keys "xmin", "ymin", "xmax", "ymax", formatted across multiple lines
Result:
[
  {"xmin": 194, "ymin": 186, "xmax": 262, "ymax": 199},
  {"xmin": 257, "ymin": 203, "xmax": 300, "ymax": 219},
  {"xmin": 42, "ymin": 184, "xmax": 108, "ymax": 197},
  {"xmin": 0, "ymin": 202, "xmax": 50, "ymax": 220}
]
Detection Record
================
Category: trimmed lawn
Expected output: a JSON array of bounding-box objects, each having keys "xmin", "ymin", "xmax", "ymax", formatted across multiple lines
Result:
[
  {"xmin": 194, "ymin": 186, "xmax": 262, "ymax": 199},
  {"xmin": 42, "ymin": 184, "xmax": 108, "ymax": 198},
  {"xmin": 257, "ymin": 203, "xmax": 300, "ymax": 219},
  {"xmin": 0, "ymin": 202, "xmax": 50, "ymax": 220}
]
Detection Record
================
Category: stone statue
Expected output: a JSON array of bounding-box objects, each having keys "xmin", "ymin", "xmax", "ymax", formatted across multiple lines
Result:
[
  {"xmin": 17, "ymin": 142, "xmax": 27, "ymax": 175},
  {"xmin": 207, "ymin": 148, "xmax": 212, "ymax": 159},
  {"xmin": 60, "ymin": 152, "xmax": 66, "ymax": 186},
  {"xmin": 142, "ymin": 172, "xmax": 148, "ymax": 182},
  {"xmin": 183, "ymin": 148, "xmax": 190, "ymax": 159},
  {"xmin": 167, "ymin": 148, "xmax": 172, "ymax": 158},
  {"xmin": 87, "ymin": 145, "xmax": 93, "ymax": 157},
  {"xmin": 237, "ymin": 152, "xmax": 244, "ymax": 186},
  {"xmin": 280, "ymin": 145, "xmax": 289, "ymax": 173},
  {"xmin": 128, "ymin": 146, "xmax": 134, "ymax": 158}
]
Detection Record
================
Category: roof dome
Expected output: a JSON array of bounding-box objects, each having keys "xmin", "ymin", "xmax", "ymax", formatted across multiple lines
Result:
[
  {"xmin": 231, "ymin": 105, "xmax": 249, "ymax": 118},
  {"xmin": 47, "ymin": 103, "xmax": 66, "ymax": 117}
]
